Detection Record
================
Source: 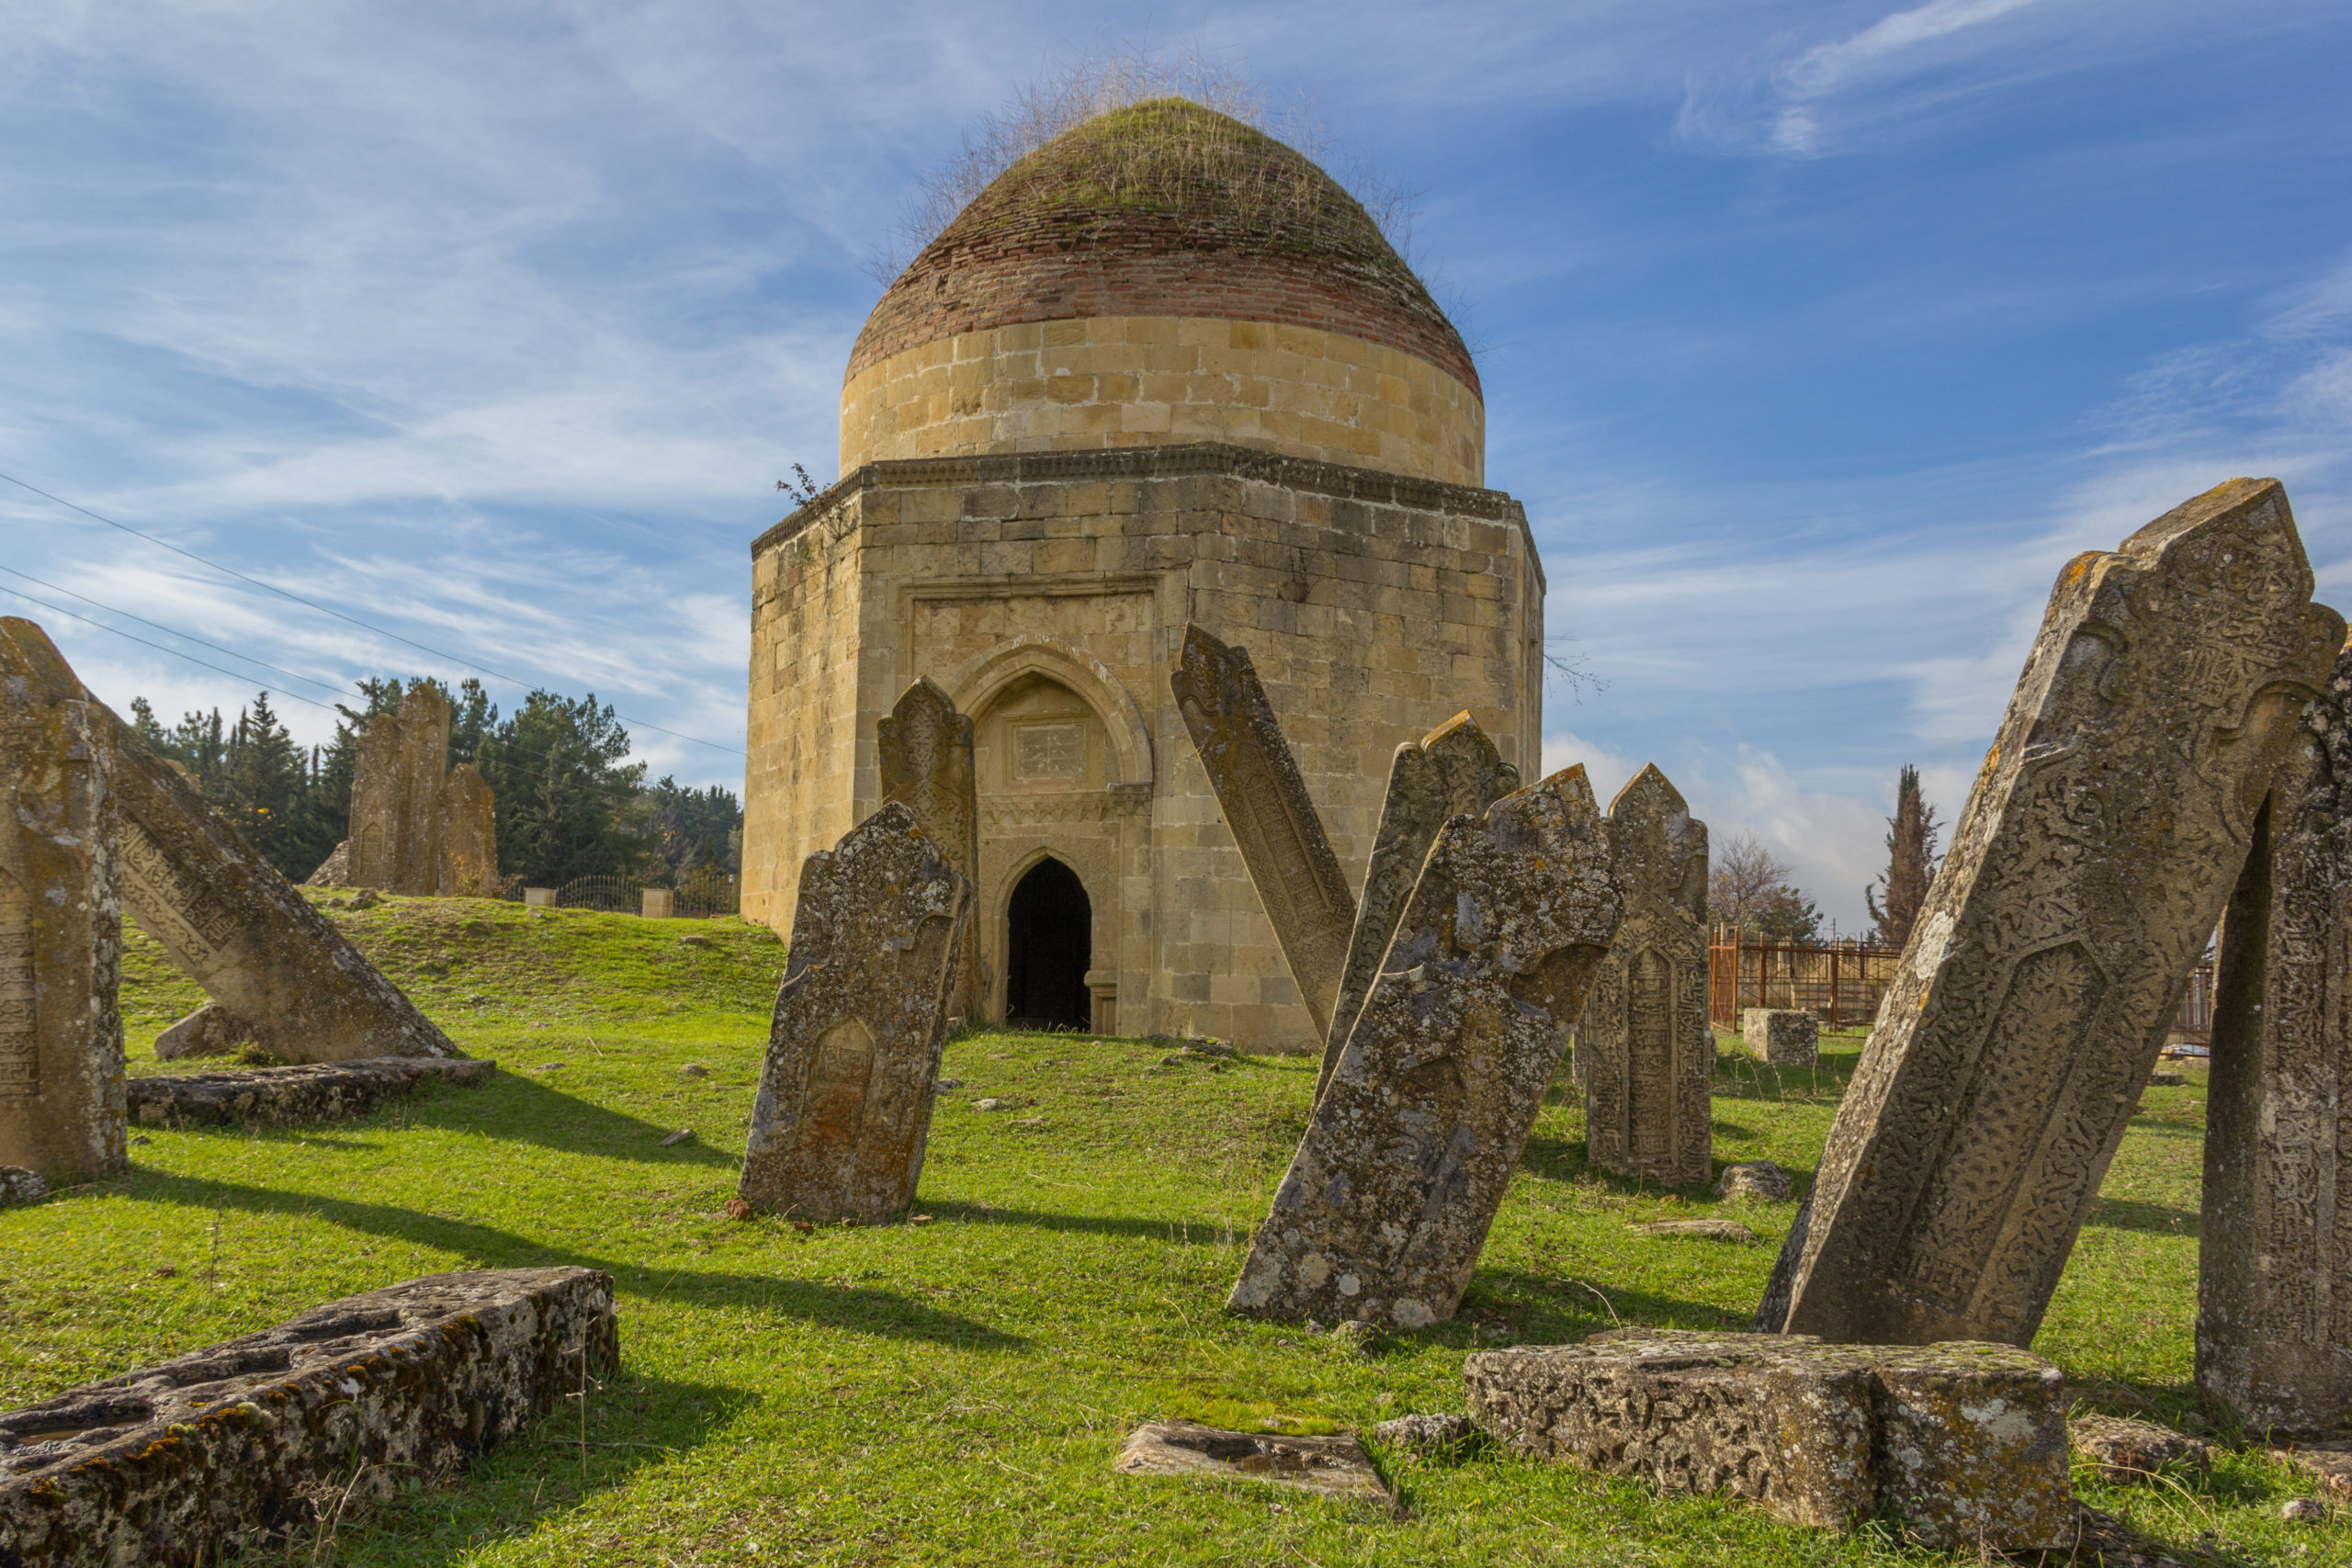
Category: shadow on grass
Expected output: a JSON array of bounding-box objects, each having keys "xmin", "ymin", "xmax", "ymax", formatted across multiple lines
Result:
[
  {"xmin": 2086, "ymin": 1195, "xmax": 2199, "ymax": 1235},
  {"xmin": 1517, "ymin": 1134, "xmax": 1728, "ymax": 1200},
  {"xmin": 1442, "ymin": 1268, "xmax": 1758, "ymax": 1346},
  {"xmin": 401, "ymin": 1072, "xmax": 741, "ymax": 1168},
  {"xmin": 1707, "ymin": 1054, "xmax": 1861, "ymax": 1104},
  {"xmin": 130, "ymin": 1171, "xmax": 1027, "ymax": 1351},
  {"xmin": 917, "ymin": 1198, "xmax": 1243, "ymax": 1243}
]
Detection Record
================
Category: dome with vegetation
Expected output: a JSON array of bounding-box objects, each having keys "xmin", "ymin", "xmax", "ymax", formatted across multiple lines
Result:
[{"xmin": 848, "ymin": 98, "xmax": 1477, "ymax": 394}]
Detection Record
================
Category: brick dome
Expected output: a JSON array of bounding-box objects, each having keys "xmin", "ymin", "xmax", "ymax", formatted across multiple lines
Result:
[
  {"xmin": 850, "ymin": 99, "xmax": 1476, "ymax": 392},
  {"xmin": 840, "ymin": 99, "xmax": 1487, "ymax": 486}
]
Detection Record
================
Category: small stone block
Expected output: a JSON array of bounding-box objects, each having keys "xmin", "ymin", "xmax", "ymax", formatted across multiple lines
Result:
[
  {"xmin": 2274, "ymin": 1442, "xmax": 2352, "ymax": 1500},
  {"xmin": 1715, "ymin": 1160, "xmax": 1793, "ymax": 1202},
  {"xmin": 0, "ymin": 1268, "xmax": 615, "ymax": 1565},
  {"xmin": 1372, "ymin": 1413, "xmax": 1476, "ymax": 1451},
  {"xmin": 1742, "ymin": 1009, "xmax": 1818, "ymax": 1066},
  {"xmin": 2068, "ymin": 1416, "xmax": 2212, "ymax": 1483},
  {"xmin": 0, "ymin": 1167, "xmax": 49, "ymax": 1205},
  {"xmin": 1633, "ymin": 1219, "xmax": 1757, "ymax": 1243},
  {"xmin": 1464, "ymin": 1330, "xmax": 2072, "ymax": 1548},
  {"xmin": 1114, "ymin": 1420, "xmax": 1394, "ymax": 1508}
]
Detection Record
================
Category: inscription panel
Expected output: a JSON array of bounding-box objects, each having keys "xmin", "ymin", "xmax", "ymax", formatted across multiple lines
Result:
[
  {"xmin": 1013, "ymin": 723, "xmax": 1085, "ymax": 782},
  {"xmin": 0, "ymin": 873, "xmax": 33, "ymax": 1100}
]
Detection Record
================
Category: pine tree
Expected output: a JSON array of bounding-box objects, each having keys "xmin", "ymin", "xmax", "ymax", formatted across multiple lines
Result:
[
  {"xmin": 1866, "ymin": 764, "xmax": 1941, "ymax": 951},
  {"xmin": 475, "ymin": 690, "xmax": 649, "ymax": 886}
]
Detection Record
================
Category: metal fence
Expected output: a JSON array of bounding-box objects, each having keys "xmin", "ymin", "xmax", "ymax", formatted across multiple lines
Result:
[
  {"xmin": 1706, "ymin": 931, "xmax": 1901, "ymax": 1032},
  {"xmin": 672, "ymin": 870, "xmax": 741, "ymax": 919},
  {"xmin": 556, "ymin": 874, "xmax": 647, "ymax": 913}
]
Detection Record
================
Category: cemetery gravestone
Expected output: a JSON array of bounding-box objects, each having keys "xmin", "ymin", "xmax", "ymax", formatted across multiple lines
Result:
[
  {"xmin": 1743, "ymin": 1009, "xmax": 1818, "ymax": 1066},
  {"xmin": 1171, "ymin": 624, "xmax": 1354, "ymax": 1043},
  {"xmin": 1757, "ymin": 479, "xmax": 2344, "ymax": 1348},
  {"xmin": 739, "ymin": 802, "xmax": 971, "ymax": 1222},
  {"xmin": 0, "ymin": 620, "xmax": 123, "ymax": 1187},
  {"xmin": 1227, "ymin": 765, "xmax": 1623, "ymax": 1327},
  {"xmin": 1579, "ymin": 765, "xmax": 1711, "ymax": 1185},
  {"xmin": 2199, "ymin": 630, "xmax": 2352, "ymax": 1432},
  {"xmin": 2, "ymin": 622, "xmax": 462, "ymax": 1066},
  {"xmin": 1321, "ymin": 711, "xmax": 1518, "ymax": 1097},
  {"xmin": 876, "ymin": 677, "xmax": 981, "ymax": 1021},
  {"xmin": 436, "ymin": 763, "xmax": 498, "ymax": 897}
]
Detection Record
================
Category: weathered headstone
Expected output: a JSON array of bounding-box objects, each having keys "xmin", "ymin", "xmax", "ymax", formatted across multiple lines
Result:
[
  {"xmin": 1171, "ymin": 624, "xmax": 1354, "ymax": 1043},
  {"xmin": 739, "ymin": 801, "xmax": 970, "ymax": 1221},
  {"xmin": 1757, "ymin": 479, "xmax": 2344, "ymax": 1347},
  {"xmin": 1227, "ymin": 766, "xmax": 1623, "ymax": 1327},
  {"xmin": 1742, "ymin": 1008, "xmax": 1818, "ymax": 1066},
  {"xmin": 0, "ymin": 620, "xmax": 123, "ymax": 1187},
  {"xmin": 435, "ymin": 762, "xmax": 498, "ymax": 897},
  {"xmin": 2199, "ymin": 631, "xmax": 2352, "ymax": 1433},
  {"xmin": 1465, "ymin": 1330, "xmax": 2073, "ymax": 1549},
  {"xmin": 1, "ymin": 622, "xmax": 461, "ymax": 1066},
  {"xmin": 1319, "ymin": 711, "xmax": 1518, "ymax": 1097},
  {"xmin": 0, "ymin": 1268, "xmax": 615, "ymax": 1565},
  {"xmin": 877, "ymin": 677, "xmax": 981, "ymax": 1021},
  {"xmin": 1579, "ymin": 765, "xmax": 1710, "ymax": 1185}
]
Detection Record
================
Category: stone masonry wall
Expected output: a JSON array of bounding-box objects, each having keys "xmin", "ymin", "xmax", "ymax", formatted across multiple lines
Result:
[
  {"xmin": 842, "ymin": 317, "xmax": 1484, "ymax": 488},
  {"xmin": 744, "ymin": 443, "xmax": 1543, "ymax": 1053}
]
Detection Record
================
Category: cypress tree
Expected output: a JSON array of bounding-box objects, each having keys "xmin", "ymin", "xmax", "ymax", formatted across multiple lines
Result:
[{"xmin": 1866, "ymin": 763, "xmax": 1941, "ymax": 951}]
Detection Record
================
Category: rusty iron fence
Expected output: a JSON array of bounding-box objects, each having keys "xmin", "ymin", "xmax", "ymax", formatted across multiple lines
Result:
[
  {"xmin": 1709, "ymin": 928, "xmax": 2222, "ymax": 1043},
  {"xmin": 1706, "ymin": 931, "xmax": 1901, "ymax": 1032}
]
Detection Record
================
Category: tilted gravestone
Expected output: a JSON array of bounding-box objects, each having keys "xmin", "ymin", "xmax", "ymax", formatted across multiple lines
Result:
[
  {"xmin": 1227, "ymin": 765, "xmax": 1623, "ymax": 1327},
  {"xmin": 2199, "ymin": 630, "xmax": 2352, "ymax": 1432},
  {"xmin": 1319, "ymin": 711, "xmax": 1518, "ymax": 1099},
  {"xmin": 1579, "ymin": 765, "xmax": 1712, "ymax": 1187},
  {"xmin": 1170, "ymin": 623, "xmax": 1355, "ymax": 1043},
  {"xmin": 877, "ymin": 677, "xmax": 981, "ymax": 1022},
  {"xmin": 739, "ymin": 801, "xmax": 971, "ymax": 1222},
  {"xmin": 0, "ymin": 621, "xmax": 124, "ymax": 1187},
  {"xmin": 0, "ymin": 622, "xmax": 462, "ymax": 1066},
  {"xmin": 1757, "ymin": 479, "xmax": 2344, "ymax": 1347}
]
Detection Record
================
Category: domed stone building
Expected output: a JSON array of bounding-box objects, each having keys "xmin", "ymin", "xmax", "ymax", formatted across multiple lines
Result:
[{"xmin": 743, "ymin": 99, "xmax": 1544, "ymax": 1052}]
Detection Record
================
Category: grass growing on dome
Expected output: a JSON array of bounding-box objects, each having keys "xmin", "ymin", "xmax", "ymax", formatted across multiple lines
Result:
[{"xmin": 0, "ymin": 906, "xmax": 2328, "ymax": 1565}]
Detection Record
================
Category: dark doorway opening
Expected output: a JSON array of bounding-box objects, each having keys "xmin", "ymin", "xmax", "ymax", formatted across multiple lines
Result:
[{"xmin": 1005, "ymin": 858, "xmax": 1091, "ymax": 1030}]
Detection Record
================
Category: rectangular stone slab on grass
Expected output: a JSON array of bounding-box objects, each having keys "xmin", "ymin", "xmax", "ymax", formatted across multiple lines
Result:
[
  {"xmin": 740, "ymin": 801, "xmax": 971, "ymax": 1222},
  {"xmin": 127, "ymin": 1057, "xmax": 494, "ymax": 1129},
  {"xmin": 1114, "ymin": 1420, "xmax": 1395, "ymax": 1510},
  {"xmin": 1464, "ymin": 1330, "xmax": 2071, "ymax": 1549},
  {"xmin": 1227, "ymin": 764, "xmax": 1622, "ymax": 1328},
  {"xmin": 1758, "ymin": 480, "xmax": 2345, "ymax": 1348},
  {"xmin": 0, "ymin": 1267, "xmax": 616, "ymax": 1567},
  {"xmin": 1741, "ymin": 1009, "xmax": 1817, "ymax": 1066}
]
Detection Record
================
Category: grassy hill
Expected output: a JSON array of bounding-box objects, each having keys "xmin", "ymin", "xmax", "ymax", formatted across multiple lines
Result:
[{"xmin": 0, "ymin": 892, "xmax": 2325, "ymax": 1565}]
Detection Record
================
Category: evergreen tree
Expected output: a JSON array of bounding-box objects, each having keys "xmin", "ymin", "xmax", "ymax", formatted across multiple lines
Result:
[
  {"xmin": 1865, "ymin": 764, "xmax": 1942, "ymax": 951},
  {"xmin": 636, "ymin": 776, "xmax": 743, "ymax": 883},
  {"xmin": 476, "ymin": 690, "xmax": 648, "ymax": 886},
  {"xmin": 217, "ymin": 691, "xmax": 309, "ymax": 874},
  {"xmin": 449, "ymin": 678, "xmax": 498, "ymax": 765}
]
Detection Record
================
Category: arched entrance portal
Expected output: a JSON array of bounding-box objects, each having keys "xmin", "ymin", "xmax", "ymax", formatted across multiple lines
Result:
[{"xmin": 1004, "ymin": 858, "xmax": 1091, "ymax": 1029}]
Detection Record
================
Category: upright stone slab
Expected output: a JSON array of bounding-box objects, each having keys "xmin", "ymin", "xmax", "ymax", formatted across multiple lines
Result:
[
  {"xmin": 1319, "ymin": 711, "xmax": 1518, "ymax": 1097},
  {"xmin": 1758, "ymin": 480, "xmax": 2343, "ymax": 1347},
  {"xmin": 1171, "ymin": 624, "xmax": 1354, "ymax": 1043},
  {"xmin": 1744, "ymin": 1008, "xmax": 1818, "ymax": 1066},
  {"xmin": 877, "ymin": 678, "xmax": 981, "ymax": 1021},
  {"xmin": 0, "ymin": 622, "xmax": 123, "ymax": 1186},
  {"xmin": 1579, "ymin": 765, "xmax": 1711, "ymax": 1186},
  {"xmin": 2199, "ymin": 632, "xmax": 2352, "ymax": 1432},
  {"xmin": 0, "ymin": 623, "xmax": 462, "ymax": 1066},
  {"xmin": 1227, "ymin": 766, "xmax": 1623, "ymax": 1327},
  {"xmin": 435, "ymin": 762, "xmax": 498, "ymax": 897},
  {"xmin": 740, "ymin": 801, "xmax": 970, "ymax": 1221}
]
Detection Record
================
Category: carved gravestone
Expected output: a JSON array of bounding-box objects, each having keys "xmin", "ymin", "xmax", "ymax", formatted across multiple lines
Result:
[
  {"xmin": 1579, "ymin": 765, "xmax": 1711, "ymax": 1186},
  {"xmin": 1, "ymin": 623, "xmax": 462, "ymax": 1066},
  {"xmin": 2199, "ymin": 631, "xmax": 2352, "ymax": 1432},
  {"xmin": 1171, "ymin": 623, "xmax": 1354, "ymax": 1043},
  {"xmin": 877, "ymin": 678, "xmax": 981, "ymax": 1021},
  {"xmin": 739, "ymin": 802, "xmax": 971, "ymax": 1221},
  {"xmin": 435, "ymin": 763, "xmax": 498, "ymax": 897},
  {"xmin": 1757, "ymin": 480, "xmax": 2344, "ymax": 1347},
  {"xmin": 0, "ymin": 621, "xmax": 124, "ymax": 1186},
  {"xmin": 1320, "ymin": 712, "xmax": 1518, "ymax": 1098},
  {"xmin": 1227, "ymin": 766, "xmax": 1623, "ymax": 1327}
]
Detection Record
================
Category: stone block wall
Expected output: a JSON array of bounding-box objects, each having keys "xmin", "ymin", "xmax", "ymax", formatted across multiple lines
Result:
[
  {"xmin": 744, "ymin": 443, "xmax": 1544, "ymax": 1053},
  {"xmin": 841, "ymin": 317, "xmax": 1485, "ymax": 488}
]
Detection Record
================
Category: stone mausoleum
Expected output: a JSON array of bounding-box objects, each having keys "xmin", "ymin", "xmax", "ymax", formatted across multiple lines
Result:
[{"xmin": 742, "ymin": 100, "xmax": 1545, "ymax": 1052}]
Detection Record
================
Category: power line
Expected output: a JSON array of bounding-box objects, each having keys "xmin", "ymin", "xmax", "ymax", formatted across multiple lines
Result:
[
  {"xmin": 0, "ymin": 468, "xmax": 745, "ymax": 756},
  {"xmin": 0, "ymin": 563, "xmax": 355, "ymax": 702},
  {"xmin": 0, "ymin": 583, "xmax": 343, "ymax": 713}
]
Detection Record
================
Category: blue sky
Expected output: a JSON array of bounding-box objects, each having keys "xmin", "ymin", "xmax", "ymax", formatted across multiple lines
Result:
[{"xmin": 4, "ymin": 0, "xmax": 2347, "ymax": 927}]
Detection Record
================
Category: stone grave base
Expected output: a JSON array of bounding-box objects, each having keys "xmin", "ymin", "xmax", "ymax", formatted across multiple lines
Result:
[
  {"xmin": 0, "ymin": 1268, "xmax": 616, "ymax": 1566},
  {"xmin": 1741, "ymin": 1009, "xmax": 1819, "ymax": 1066},
  {"xmin": 1114, "ymin": 1420, "xmax": 1396, "ymax": 1510},
  {"xmin": 1464, "ymin": 1329, "xmax": 2071, "ymax": 1549},
  {"xmin": 128, "ymin": 1058, "xmax": 492, "ymax": 1129}
]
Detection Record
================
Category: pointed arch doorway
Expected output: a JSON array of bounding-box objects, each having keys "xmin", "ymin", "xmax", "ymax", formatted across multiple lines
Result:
[{"xmin": 1004, "ymin": 857, "xmax": 1091, "ymax": 1030}]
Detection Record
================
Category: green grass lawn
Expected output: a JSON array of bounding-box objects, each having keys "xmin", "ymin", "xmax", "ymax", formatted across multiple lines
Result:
[{"xmin": 3, "ymin": 891, "xmax": 2337, "ymax": 1564}]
